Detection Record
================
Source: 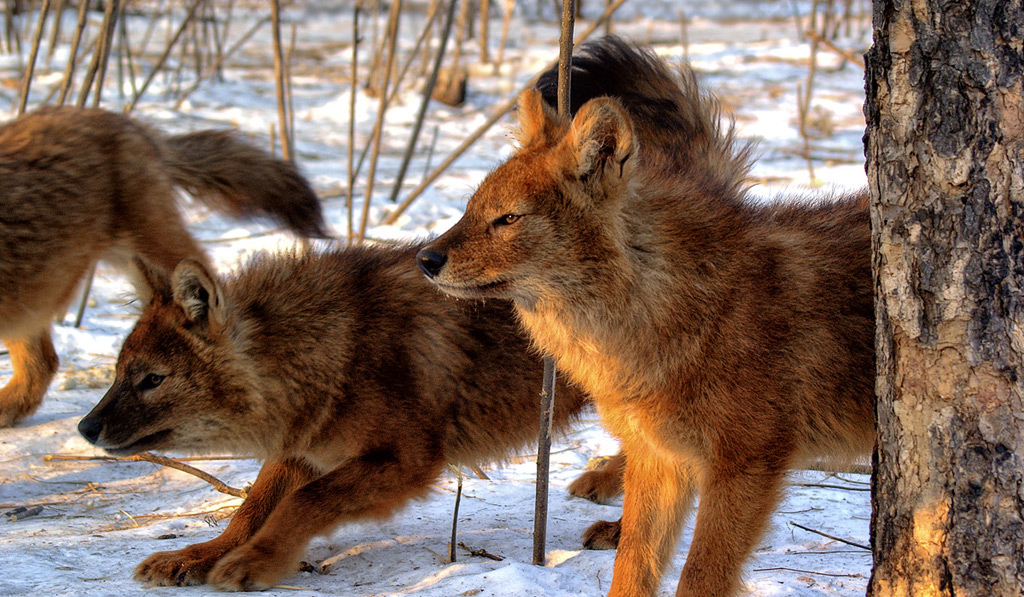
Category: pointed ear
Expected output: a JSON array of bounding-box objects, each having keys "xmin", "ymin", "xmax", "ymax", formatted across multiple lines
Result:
[
  {"xmin": 564, "ymin": 98, "xmax": 636, "ymax": 190},
  {"xmin": 513, "ymin": 88, "xmax": 567, "ymax": 148},
  {"xmin": 129, "ymin": 257, "xmax": 171, "ymax": 306},
  {"xmin": 172, "ymin": 260, "xmax": 226, "ymax": 328}
]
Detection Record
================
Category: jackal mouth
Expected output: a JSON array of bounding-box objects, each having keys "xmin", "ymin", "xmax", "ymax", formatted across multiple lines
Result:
[
  {"xmin": 100, "ymin": 428, "xmax": 174, "ymax": 456},
  {"xmin": 430, "ymin": 277, "xmax": 511, "ymax": 299}
]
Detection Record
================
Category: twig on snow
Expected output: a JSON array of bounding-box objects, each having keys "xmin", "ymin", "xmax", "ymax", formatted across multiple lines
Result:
[
  {"xmin": 43, "ymin": 452, "xmax": 247, "ymax": 498},
  {"xmin": 788, "ymin": 521, "xmax": 870, "ymax": 550}
]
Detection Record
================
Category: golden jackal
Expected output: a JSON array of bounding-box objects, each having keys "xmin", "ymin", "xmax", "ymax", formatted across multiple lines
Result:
[
  {"xmin": 0, "ymin": 106, "xmax": 328, "ymax": 427},
  {"xmin": 419, "ymin": 38, "xmax": 875, "ymax": 597},
  {"xmin": 77, "ymin": 243, "xmax": 616, "ymax": 591}
]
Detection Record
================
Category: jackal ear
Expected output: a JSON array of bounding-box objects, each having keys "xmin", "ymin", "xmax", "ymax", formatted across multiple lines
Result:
[
  {"xmin": 129, "ymin": 257, "xmax": 171, "ymax": 306},
  {"xmin": 172, "ymin": 260, "xmax": 226, "ymax": 328},
  {"xmin": 514, "ymin": 88, "xmax": 566, "ymax": 148},
  {"xmin": 564, "ymin": 98, "xmax": 636, "ymax": 189}
]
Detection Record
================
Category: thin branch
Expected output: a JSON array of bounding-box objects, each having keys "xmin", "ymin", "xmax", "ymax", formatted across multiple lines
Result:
[
  {"xmin": 753, "ymin": 566, "xmax": 865, "ymax": 578},
  {"xmin": 789, "ymin": 521, "xmax": 870, "ymax": 550},
  {"xmin": 44, "ymin": 452, "xmax": 247, "ymax": 498},
  {"xmin": 458, "ymin": 542, "xmax": 504, "ymax": 561},
  {"xmin": 447, "ymin": 464, "xmax": 463, "ymax": 563},
  {"xmin": 804, "ymin": 28, "xmax": 865, "ymax": 68}
]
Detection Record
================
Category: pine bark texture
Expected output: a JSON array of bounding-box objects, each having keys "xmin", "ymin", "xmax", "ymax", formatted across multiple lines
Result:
[{"xmin": 865, "ymin": 1, "xmax": 1024, "ymax": 596}]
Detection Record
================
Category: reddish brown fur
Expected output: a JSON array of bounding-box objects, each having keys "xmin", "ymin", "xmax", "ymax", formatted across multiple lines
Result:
[
  {"xmin": 0, "ymin": 106, "xmax": 327, "ymax": 427},
  {"xmin": 77, "ymin": 243, "xmax": 619, "ymax": 590},
  {"xmin": 419, "ymin": 38, "xmax": 875, "ymax": 596}
]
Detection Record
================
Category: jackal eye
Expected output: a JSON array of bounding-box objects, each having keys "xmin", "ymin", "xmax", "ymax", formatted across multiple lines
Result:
[
  {"xmin": 138, "ymin": 373, "xmax": 165, "ymax": 392},
  {"xmin": 494, "ymin": 213, "xmax": 521, "ymax": 226}
]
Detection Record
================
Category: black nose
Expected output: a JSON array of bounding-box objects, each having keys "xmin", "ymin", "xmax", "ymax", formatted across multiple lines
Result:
[
  {"xmin": 417, "ymin": 248, "xmax": 447, "ymax": 279},
  {"xmin": 78, "ymin": 416, "xmax": 102, "ymax": 445}
]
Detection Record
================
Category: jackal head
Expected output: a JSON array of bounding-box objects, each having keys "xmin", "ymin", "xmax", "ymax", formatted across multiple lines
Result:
[
  {"xmin": 78, "ymin": 259, "xmax": 257, "ymax": 456},
  {"xmin": 418, "ymin": 89, "xmax": 638, "ymax": 307}
]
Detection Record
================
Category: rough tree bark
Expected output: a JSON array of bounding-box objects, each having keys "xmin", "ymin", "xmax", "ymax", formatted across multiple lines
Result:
[{"xmin": 865, "ymin": 1, "xmax": 1024, "ymax": 596}]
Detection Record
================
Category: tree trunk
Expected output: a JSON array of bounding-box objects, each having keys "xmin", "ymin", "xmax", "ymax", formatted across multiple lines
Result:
[{"xmin": 865, "ymin": 1, "xmax": 1024, "ymax": 596}]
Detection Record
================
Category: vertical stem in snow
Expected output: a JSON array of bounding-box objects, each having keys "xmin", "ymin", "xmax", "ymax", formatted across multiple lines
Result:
[{"xmin": 533, "ymin": 0, "xmax": 573, "ymax": 566}]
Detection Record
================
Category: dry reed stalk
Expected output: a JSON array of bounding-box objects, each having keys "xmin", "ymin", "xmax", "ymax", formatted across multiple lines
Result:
[
  {"xmin": 172, "ymin": 15, "xmax": 269, "ymax": 109},
  {"xmin": 346, "ymin": 1, "xmax": 364, "ymax": 244},
  {"xmin": 356, "ymin": 0, "xmax": 403, "ymax": 244},
  {"xmin": 126, "ymin": 0, "xmax": 204, "ymax": 111},
  {"xmin": 381, "ymin": 0, "xmax": 628, "ymax": 226},
  {"xmin": 16, "ymin": 0, "xmax": 51, "ymax": 115},
  {"xmin": 479, "ymin": 0, "xmax": 491, "ymax": 63},
  {"xmin": 44, "ymin": 0, "xmax": 63, "ymax": 67},
  {"xmin": 56, "ymin": 0, "xmax": 90, "ymax": 105},
  {"xmin": 270, "ymin": 0, "xmax": 292, "ymax": 161},
  {"xmin": 495, "ymin": 0, "xmax": 514, "ymax": 69},
  {"xmin": 82, "ymin": 0, "xmax": 121, "ymax": 108},
  {"xmin": 385, "ymin": 0, "xmax": 458, "ymax": 206}
]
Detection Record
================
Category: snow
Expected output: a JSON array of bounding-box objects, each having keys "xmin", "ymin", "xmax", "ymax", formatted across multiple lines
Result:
[{"xmin": 1, "ymin": 2, "xmax": 873, "ymax": 595}]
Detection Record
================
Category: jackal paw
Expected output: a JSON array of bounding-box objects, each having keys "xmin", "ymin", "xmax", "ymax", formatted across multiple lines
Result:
[
  {"xmin": 135, "ymin": 544, "xmax": 226, "ymax": 586},
  {"xmin": 568, "ymin": 469, "xmax": 622, "ymax": 503},
  {"xmin": 207, "ymin": 541, "xmax": 295, "ymax": 591},
  {"xmin": 582, "ymin": 519, "xmax": 621, "ymax": 550}
]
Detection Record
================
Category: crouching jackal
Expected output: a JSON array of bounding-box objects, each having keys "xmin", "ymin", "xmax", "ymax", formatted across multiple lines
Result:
[
  {"xmin": 0, "ymin": 106, "xmax": 328, "ymax": 427},
  {"xmin": 419, "ymin": 37, "xmax": 875, "ymax": 597},
  {"xmin": 78, "ymin": 243, "xmax": 620, "ymax": 591}
]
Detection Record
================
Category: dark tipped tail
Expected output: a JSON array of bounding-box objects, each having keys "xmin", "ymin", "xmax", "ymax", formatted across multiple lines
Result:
[
  {"xmin": 161, "ymin": 130, "xmax": 330, "ymax": 239},
  {"xmin": 535, "ymin": 36, "xmax": 752, "ymax": 192}
]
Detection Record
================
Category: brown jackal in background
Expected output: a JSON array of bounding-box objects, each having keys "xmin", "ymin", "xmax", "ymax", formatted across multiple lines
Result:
[
  {"xmin": 77, "ymin": 243, "xmax": 617, "ymax": 591},
  {"xmin": 0, "ymin": 106, "xmax": 328, "ymax": 427},
  {"xmin": 419, "ymin": 38, "xmax": 875, "ymax": 597}
]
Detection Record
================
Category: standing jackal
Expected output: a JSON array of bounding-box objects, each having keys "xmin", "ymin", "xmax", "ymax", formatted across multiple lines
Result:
[
  {"xmin": 0, "ymin": 106, "xmax": 328, "ymax": 427},
  {"xmin": 77, "ymin": 243, "xmax": 614, "ymax": 591},
  {"xmin": 419, "ymin": 38, "xmax": 875, "ymax": 597}
]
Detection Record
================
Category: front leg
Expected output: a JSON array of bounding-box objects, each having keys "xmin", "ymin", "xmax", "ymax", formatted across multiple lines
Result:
[
  {"xmin": 675, "ymin": 460, "xmax": 787, "ymax": 597},
  {"xmin": 135, "ymin": 458, "xmax": 317, "ymax": 586},
  {"xmin": 608, "ymin": 445, "xmax": 697, "ymax": 597},
  {"xmin": 207, "ymin": 447, "xmax": 446, "ymax": 591}
]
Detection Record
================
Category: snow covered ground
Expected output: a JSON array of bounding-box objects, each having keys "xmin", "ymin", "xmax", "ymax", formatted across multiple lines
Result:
[{"xmin": 1, "ymin": 2, "xmax": 873, "ymax": 595}]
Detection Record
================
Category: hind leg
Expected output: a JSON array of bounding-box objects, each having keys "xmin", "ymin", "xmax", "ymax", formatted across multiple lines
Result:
[
  {"xmin": 569, "ymin": 450, "xmax": 625, "ymax": 503},
  {"xmin": 207, "ymin": 449, "xmax": 448, "ymax": 591},
  {"xmin": 0, "ymin": 329, "xmax": 59, "ymax": 427}
]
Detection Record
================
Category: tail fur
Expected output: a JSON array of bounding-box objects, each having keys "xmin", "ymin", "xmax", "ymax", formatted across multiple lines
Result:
[
  {"xmin": 535, "ymin": 36, "xmax": 752, "ymax": 196},
  {"xmin": 161, "ymin": 130, "xmax": 330, "ymax": 239}
]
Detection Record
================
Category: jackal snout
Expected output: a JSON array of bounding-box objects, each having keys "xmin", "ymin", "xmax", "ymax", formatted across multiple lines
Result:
[
  {"xmin": 416, "ymin": 248, "xmax": 447, "ymax": 278},
  {"xmin": 77, "ymin": 414, "xmax": 102, "ymax": 445}
]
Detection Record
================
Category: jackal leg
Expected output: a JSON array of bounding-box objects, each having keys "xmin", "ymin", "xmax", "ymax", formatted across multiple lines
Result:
[
  {"xmin": 0, "ymin": 329, "xmax": 59, "ymax": 427},
  {"xmin": 674, "ymin": 461, "xmax": 786, "ymax": 597},
  {"xmin": 135, "ymin": 458, "xmax": 318, "ymax": 587},
  {"xmin": 608, "ymin": 446, "xmax": 697, "ymax": 597},
  {"xmin": 207, "ymin": 449, "xmax": 447, "ymax": 591},
  {"xmin": 569, "ymin": 449, "xmax": 625, "ymax": 503}
]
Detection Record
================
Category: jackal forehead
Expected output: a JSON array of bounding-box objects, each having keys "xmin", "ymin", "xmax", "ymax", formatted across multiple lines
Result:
[
  {"xmin": 119, "ymin": 314, "xmax": 193, "ymax": 369},
  {"xmin": 474, "ymin": 152, "xmax": 557, "ymax": 212}
]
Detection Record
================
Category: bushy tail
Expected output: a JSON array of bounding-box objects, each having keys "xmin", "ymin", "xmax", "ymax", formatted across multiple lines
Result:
[
  {"xmin": 161, "ymin": 130, "xmax": 330, "ymax": 239},
  {"xmin": 535, "ymin": 36, "xmax": 752, "ymax": 195}
]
